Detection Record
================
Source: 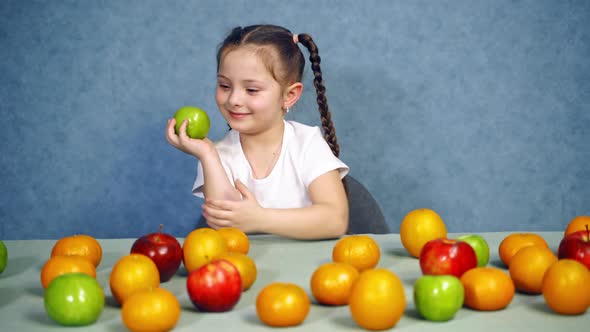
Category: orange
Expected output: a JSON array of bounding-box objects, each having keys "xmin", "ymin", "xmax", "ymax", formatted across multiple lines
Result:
[
  {"xmin": 348, "ymin": 268, "xmax": 405, "ymax": 330},
  {"xmin": 109, "ymin": 254, "xmax": 160, "ymax": 305},
  {"xmin": 182, "ymin": 228, "xmax": 227, "ymax": 272},
  {"xmin": 217, "ymin": 227, "xmax": 250, "ymax": 254},
  {"xmin": 256, "ymin": 282, "xmax": 310, "ymax": 327},
  {"xmin": 460, "ymin": 267, "xmax": 515, "ymax": 311},
  {"xmin": 332, "ymin": 235, "xmax": 380, "ymax": 271},
  {"xmin": 217, "ymin": 252, "xmax": 257, "ymax": 291},
  {"xmin": 542, "ymin": 259, "xmax": 590, "ymax": 315},
  {"xmin": 310, "ymin": 262, "xmax": 359, "ymax": 306},
  {"xmin": 564, "ymin": 215, "xmax": 590, "ymax": 236},
  {"xmin": 51, "ymin": 234, "xmax": 103, "ymax": 267},
  {"xmin": 399, "ymin": 208, "xmax": 447, "ymax": 258},
  {"xmin": 498, "ymin": 233, "xmax": 549, "ymax": 267},
  {"xmin": 122, "ymin": 287, "xmax": 181, "ymax": 332},
  {"xmin": 508, "ymin": 245, "xmax": 557, "ymax": 294},
  {"xmin": 40, "ymin": 255, "xmax": 96, "ymax": 289}
]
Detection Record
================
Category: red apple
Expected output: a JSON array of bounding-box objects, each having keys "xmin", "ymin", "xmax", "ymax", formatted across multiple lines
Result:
[
  {"xmin": 186, "ymin": 259, "xmax": 242, "ymax": 312},
  {"xmin": 419, "ymin": 238, "xmax": 477, "ymax": 278},
  {"xmin": 130, "ymin": 225, "xmax": 182, "ymax": 282},
  {"xmin": 558, "ymin": 226, "xmax": 590, "ymax": 269}
]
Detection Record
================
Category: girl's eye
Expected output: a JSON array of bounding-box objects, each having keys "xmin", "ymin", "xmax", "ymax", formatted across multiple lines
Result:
[
  {"xmin": 246, "ymin": 88, "xmax": 259, "ymax": 94},
  {"xmin": 218, "ymin": 83, "xmax": 230, "ymax": 90}
]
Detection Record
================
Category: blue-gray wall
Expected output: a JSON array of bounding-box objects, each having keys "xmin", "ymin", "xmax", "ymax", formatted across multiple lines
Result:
[{"xmin": 1, "ymin": 0, "xmax": 588, "ymax": 240}]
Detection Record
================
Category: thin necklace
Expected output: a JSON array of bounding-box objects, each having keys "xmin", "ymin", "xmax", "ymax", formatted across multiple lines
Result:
[{"xmin": 241, "ymin": 134, "xmax": 283, "ymax": 179}]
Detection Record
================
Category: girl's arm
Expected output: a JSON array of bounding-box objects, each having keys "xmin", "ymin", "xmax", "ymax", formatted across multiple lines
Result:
[
  {"xmin": 166, "ymin": 118, "xmax": 241, "ymax": 201},
  {"xmin": 203, "ymin": 169, "xmax": 349, "ymax": 240}
]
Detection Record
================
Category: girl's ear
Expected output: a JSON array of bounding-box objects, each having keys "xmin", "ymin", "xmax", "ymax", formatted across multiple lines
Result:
[{"xmin": 283, "ymin": 82, "xmax": 303, "ymax": 111}]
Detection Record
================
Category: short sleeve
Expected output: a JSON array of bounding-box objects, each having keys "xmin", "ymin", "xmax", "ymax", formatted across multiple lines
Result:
[
  {"xmin": 300, "ymin": 130, "xmax": 349, "ymax": 187},
  {"xmin": 192, "ymin": 161, "xmax": 205, "ymax": 198}
]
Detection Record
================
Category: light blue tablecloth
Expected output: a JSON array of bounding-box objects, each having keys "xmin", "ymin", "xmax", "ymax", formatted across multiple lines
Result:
[{"xmin": 0, "ymin": 232, "xmax": 587, "ymax": 331}]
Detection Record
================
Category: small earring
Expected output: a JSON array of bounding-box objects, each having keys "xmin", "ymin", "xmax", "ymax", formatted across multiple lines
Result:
[{"xmin": 286, "ymin": 107, "xmax": 290, "ymax": 113}]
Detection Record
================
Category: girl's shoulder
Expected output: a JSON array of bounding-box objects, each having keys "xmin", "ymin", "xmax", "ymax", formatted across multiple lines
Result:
[{"xmin": 285, "ymin": 120, "xmax": 323, "ymax": 143}]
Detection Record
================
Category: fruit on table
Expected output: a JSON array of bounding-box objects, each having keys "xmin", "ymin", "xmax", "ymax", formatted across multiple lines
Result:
[
  {"xmin": 256, "ymin": 282, "xmax": 310, "ymax": 327},
  {"xmin": 122, "ymin": 287, "xmax": 181, "ymax": 332},
  {"xmin": 542, "ymin": 259, "xmax": 590, "ymax": 315},
  {"xmin": 557, "ymin": 226, "xmax": 590, "ymax": 270},
  {"xmin": 400, "ymin": 208, "xmax": 447, "ymax": 258},
  {"xmin": 509, "ymin": 245, "xmax": 557, "ymax": 294},
  {"xmin": 130, "ymin": 224, "xmax": 182, "ymax": 282},
  {"xmin": 460, "ymin": 267, "xmax": 515, "ymax": 311},
  {"xmin": 182, "ymin": 228, "xmax": 227, "ymax": 273},
  {"xmin": 564, "ymin": 215, "xmax": 590, "ymax": 236},
  {"xmin": 419, "ymin": 238, "xmax": 477, "ymax": 278},
  {"xmin": 217, "ymin": 227, "xmax": 250, "ymax": 254},
  {"xmin": 51, "ymin": 234, "xmax": 103, "ymax": 267},
  {"xmin": 414, "ymin": 275, "xmax": 464, "ymax": 321},
  {"xmin": 332, "ymin": 235, "xmax": 380, "ymax": 271},
  {"xmin": 0, "ymin": 240, "xmax": 7, "ymax": 273},
  {"xmin": 187, "ymin": 259, "xmax": 242, "ymax": 312},
  {"xmin": 110, "ymin": 254, "xmax": 160, "ymax": 305},
  {"xmin": 40, "ymin": 255, "xmax": 97, "ymax": 289},
  {"xmin": 310, "ymin": 262, "xmax": 359, "ymax": 306},
  {"xmin": 498, "ymin": 232, "xmax": 549, "ymax": 267},
  {"xmin": 217, "ymin": 252, "xmax": 257, "ymax": 291},
  {"xmin": 456, "ymin": 234, "xmax": 490, "ymax": 267},
  {"xmin": 44, "ymin": 273, "xmax": 105, "ymax": 326},
  {"xmin": 348, "ymin": 268, "xmax": 405, "ymax": 330},
  {"xmin": 174, "ymin": 105, "xmax": 211, "ymax": 139}
]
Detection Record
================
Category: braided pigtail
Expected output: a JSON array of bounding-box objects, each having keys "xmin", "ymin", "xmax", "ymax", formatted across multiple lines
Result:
[{"xmin": 297, "ymin": 34, "xmax": 340, "ymax": 158}]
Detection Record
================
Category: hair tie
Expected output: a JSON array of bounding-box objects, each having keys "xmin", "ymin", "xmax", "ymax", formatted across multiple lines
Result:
[{"xmin": 292, "ymin": 34, "xmax": 299, "ymax": 44}]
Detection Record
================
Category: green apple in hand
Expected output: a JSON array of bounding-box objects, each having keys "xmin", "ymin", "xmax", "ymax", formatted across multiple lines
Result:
[
  {"xmin": 457, "ymin": 234, "xmax": 490, "ymax": 267},
  {"xmin": 174, "ymin": 106, "xmax": 210, "ymax": 139},
  {"xmin": 44, "ymin": 273, "xmax": 105, "ymax": 326},
  {"xmin": 0, "ymin": 240, "xmax": 7, "ymax": 273},
  {"xmin": 414, "ymin": 275, "xmax": 464, "ymax": 321}
]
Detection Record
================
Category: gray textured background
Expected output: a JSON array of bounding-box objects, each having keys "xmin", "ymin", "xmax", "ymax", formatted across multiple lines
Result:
[{"xmin": 1, "ymin": 0, "xmax": 588, "ymax": 240}]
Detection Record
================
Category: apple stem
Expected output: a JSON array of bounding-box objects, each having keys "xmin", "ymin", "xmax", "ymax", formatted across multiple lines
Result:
[
  {"xmin": 586, "ymin": 224, "xmax": 589, "ymax": 238},
  {"xmin": 159, "ymin": 224, "xmax": 163, "ymax": 234}
]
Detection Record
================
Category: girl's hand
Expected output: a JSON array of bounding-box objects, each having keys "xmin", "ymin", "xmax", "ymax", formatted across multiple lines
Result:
[
  {"xmin": 202, "ymin": 179, "xmax": 265, "ymax": 233},
  {"xmin": 166, "ymin": 118, "xmax": 215, "ymax": 158}
]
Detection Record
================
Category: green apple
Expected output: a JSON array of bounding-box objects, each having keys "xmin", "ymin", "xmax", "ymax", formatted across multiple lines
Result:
[
  {"xmin": 174, "ymin": 106, "xmax": 210, "ymax": 139},
  {"xmin": 414, "ymin": 275, "xmax": 464, "ymax": 321},
  {"xmin": 0, "ymin": 240, "xmax": 7, "ymax": 273},
  {"xmin": 457, "ymin": 234, "xmax": 490, "ymax": 267},
  {"xmin": 44, "ymin": 273, "xmax": 105, "ymax": 326}
]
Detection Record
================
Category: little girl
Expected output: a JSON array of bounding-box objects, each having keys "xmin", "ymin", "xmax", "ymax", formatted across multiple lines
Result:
[{"xmin": 166, "ymin": 24, "xmax": 349, "ymax": 240}]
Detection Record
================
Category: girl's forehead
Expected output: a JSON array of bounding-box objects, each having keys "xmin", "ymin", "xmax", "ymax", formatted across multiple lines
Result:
[{"xmin": 219, "ymin": 48, "xmax": 277, "ymax": 80}]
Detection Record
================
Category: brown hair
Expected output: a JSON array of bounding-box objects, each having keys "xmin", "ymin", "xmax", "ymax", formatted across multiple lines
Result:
[{"xmin": 216, "ymin": 24, "xmax": 341, "ymax": 157}]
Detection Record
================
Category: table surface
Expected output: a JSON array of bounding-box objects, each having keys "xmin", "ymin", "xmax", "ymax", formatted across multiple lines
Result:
[{"xmin": 0, "ymin": 232, "xmax": 587, "ymax": 331}]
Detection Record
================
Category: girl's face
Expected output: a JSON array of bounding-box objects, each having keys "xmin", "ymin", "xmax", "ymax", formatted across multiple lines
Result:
[{"xmin": 216, "ymin": 48, "xmax": 286, "ymax": 135}]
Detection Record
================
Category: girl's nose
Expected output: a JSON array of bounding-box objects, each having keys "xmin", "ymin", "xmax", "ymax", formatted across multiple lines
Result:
[{"xmin": 227, "ymin": 89, "xmax": 243, "ymax": 107}]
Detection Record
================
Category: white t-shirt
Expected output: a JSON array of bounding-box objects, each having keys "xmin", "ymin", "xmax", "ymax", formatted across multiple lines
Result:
[{"xmin": 192, "ymin": 121, "xmax": 349, "ymax": 208}]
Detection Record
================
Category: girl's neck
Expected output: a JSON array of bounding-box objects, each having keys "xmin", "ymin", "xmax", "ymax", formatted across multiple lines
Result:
[{"xmin": 239, "ymin": 120, "xmax": 285, "ymax": 152}]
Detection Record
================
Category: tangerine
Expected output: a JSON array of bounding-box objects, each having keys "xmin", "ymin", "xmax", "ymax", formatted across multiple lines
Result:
[
  {"xmin": 256, "ymin": 282, "xmax": 310, "ymax": 327},
  {"xmin": 332, "ymin": 235, "xmax": 380, "ymax": 271},
  {"xmin": 122, "ymin": 287, "xmax": 181, "ymax": 332},
  {"xmin": 109, "ymin": 254, "xmax": 160, "ymax": 305},
  {"xmin": 542, "ymin": 259, "xmax": 590, "ymax": 315},
  {"xmin": 508, "ymin": 245, "xmax": 557, "ymax": 294},
  {"xmin": 498, "ymin": 233, "xmax": 548, "ymax": 267},
  {"xmin": 40, "ymin": 255, "xmax": 96, "ymax": 289},
  {"xmin": 460, "ymin": 267, "xmax": 515, "ymax": 311},
  {"xmin": 51, "ymin": 234, "xmax": 103, "ymax": 267},
  {"xmin": 310, "ymin": 262, "xmax": 359, "ymax": 306},
  {"xmin": 400, "ymin": 208, "xmax": 447, "ymax": 258},
  {"xmin": 182, "ymin": 228, "xmax": 227, "ymax": 272},
  {"xmin": 217, "ymin": 227, "xmax": 250, "ymax": 254},
  {"xmin": 348, "ymin": 268, "xmax": 406, "ymax": 330},
  {"xmin": 564, "ymin": 215, "xmax": 590, "ymax": 236}
]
